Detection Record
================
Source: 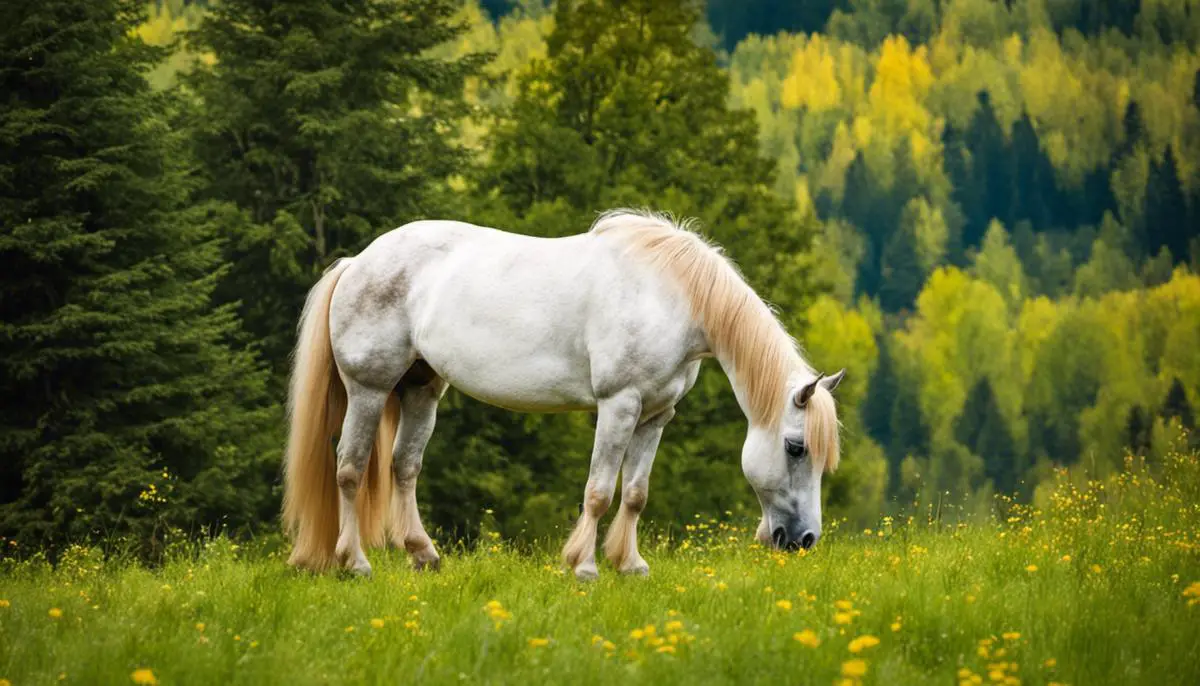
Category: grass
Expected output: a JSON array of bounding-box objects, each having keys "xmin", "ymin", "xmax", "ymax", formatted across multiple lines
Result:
[{"xmin": 2, "ymin": 453, "xmax": 1199, "ymax": 685}]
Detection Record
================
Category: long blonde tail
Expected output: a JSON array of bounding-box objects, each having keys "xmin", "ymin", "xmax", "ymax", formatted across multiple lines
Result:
[{"xmin": 282, "ymin": 259, "xmax": 400, "ymax": 571}]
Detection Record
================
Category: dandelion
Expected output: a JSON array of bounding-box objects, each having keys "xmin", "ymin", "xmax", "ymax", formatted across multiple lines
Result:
[
  {"xmin": 404, "ymin": 620, "xmax": 419, "ymax": 631},
  {"xmin": 1044, "ymin": 658, "xmax": 1057, "ymax": 668},
  {"xmin": 345, "ymin": 626, "xmax": 355, "ymax": 633},
  {"xmin": 48, "ymin": 608, "xmax": 62, "ymax": 619},
  {"xmin": 715, "ymin": 581, "xmax": 728, "ymax": 591},
  {"xmin": 528, "ymin": 637, "xmax": 550, "ymax": 648},
  {"xmin": 1001, "ymin": 632, "xmax": 1021, "ymax": 641},
  {"xmin": 675, "ymin": 585, "xmax": 687, "ymax": 593},
  {"xmin": 890, "ymin": 618, "xmax": 902, "ymax": 632},
  {"xmin": 602, "ymin": 641, "xmax": 616, "ymax": 651},
  {"xmin": 130, "ymin": 668, "xmax": 158, "ymax": 685},
  {"xmin": 195, "ymin": 622, "xmax": 205, "ymax": 632},
  {"xmin": 0, "ymin": 600, "xmax": 9, "ymax": 608},
  {"xmin": 656, "ymin": 645, "xmax": 676, "ymax": 654},
  {"xmin": 793, "ymin": 629, "xmax": 821, "ymax": 648},
  {"xmin": 834, "ymin": 612, "xmax": 853, "ymax": 625},
  {"xmin": 1025, "ymin": 564, "xmax": 1038, "ymax": 573},
  {"xmin": 776, "ymin": 599, "xmax": 793, "ymax": 611},
  {"xmin": 835, "ymin": 600, "xmax": 854, "ymax": 610},
  {"xmin": 1060, "ymin": 555, "xmax": 1071, "ymax": 562},
  {"xmin": 1, "ymin": 679, "xmax": 10, "ymax": 686},
  {"xmin": 370, "ymin": 618, "xmax": 385, "ymax": 629},
  {"xmin": 1183, "ymin": 581, "xmax": 1200, "ymax": 607},
  {"xmin": 665, "ymin": 620, "xmax": 683, "ymax": 633},
  {"xmin": 1091, "ymin": 564, "xmax": 1103, "ymax": 574},
  {"xmin": 630, "ymin": 628, "xmax": 645, "ymax": 640},
  {"xmin": 848, "ymin": 635, "xmax": 880, "ymax": 653},
  {"xmin": 841, "ymin": 659, "xmax": 868, "ymax": 678}
]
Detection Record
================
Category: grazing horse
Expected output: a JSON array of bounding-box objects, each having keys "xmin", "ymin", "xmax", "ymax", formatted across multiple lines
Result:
[{"xmin": 282, "ymin": 209, "xmax": 844, "ymax": 580}]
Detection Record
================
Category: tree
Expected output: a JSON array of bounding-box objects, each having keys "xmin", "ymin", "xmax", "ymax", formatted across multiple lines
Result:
[
  {"xmin": 1143, "ymin": 145, "xmax": 1189, "ymax": 264},
  {"xmin": 1125, "ymin": 405, "xmax": 1152, "ymax": 455},
  {"xmin": 1162, "ymin": 377, "xmax": 1195, "ymax": 432},
  {"xmin": 0, "ymin": 0, "xmax": 276, "ymax": 550},
  {"xmin": 184, "ymin": 0, "xmax": 484, "ymax": 378}
]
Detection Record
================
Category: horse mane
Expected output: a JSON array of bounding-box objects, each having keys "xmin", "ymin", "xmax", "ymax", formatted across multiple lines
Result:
[{"xmin": 590, "ymin": 210, "xmax": 839, "ymax": 468}]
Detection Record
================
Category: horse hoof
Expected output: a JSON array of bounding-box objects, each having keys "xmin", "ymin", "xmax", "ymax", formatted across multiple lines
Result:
[
  {"xmin": 620, "ymin": 560, "xmax": 650, "ymax": 576},
  {"xmin": 574, "ymin": 562, "xmax": 599, "ymax": 582},
  {"xmin": 347, "ymin": 561, "xmax": 372, "ymax": 577}
]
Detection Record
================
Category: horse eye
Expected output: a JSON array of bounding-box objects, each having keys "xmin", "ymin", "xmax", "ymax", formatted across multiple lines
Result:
[{"xmin": 784, "ymin": 438, "xmax": 806, "ymax": 459}]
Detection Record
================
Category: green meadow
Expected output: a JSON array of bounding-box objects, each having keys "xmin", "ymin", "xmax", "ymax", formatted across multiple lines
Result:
[{"xmin": 3, "ymin": 451, "xmax": 1198, "ymax": 686}]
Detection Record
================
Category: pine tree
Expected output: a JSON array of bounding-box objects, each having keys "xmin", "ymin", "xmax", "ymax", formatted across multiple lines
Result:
[
  {"xmin": 480, "ymin": 0, "xmax": 816, "ymax": 304},
  {"xmin": 0, "ymin": 0, "xmax": 276, "ymax": 550},
  {"xmin": 1125, "ymin": 404, "xmax": 1152, "ymax": 456},
  {"xmin": 1162, "ymin": 378, "xmax": 1195, "ymax": 431},
  {"xmin": 954, "ymin": 379, "xmax": 1019, "ymax": 493},
  {"xmin": 1143, "ymin": 145, "xmax": 1189, "ymax": 264},
  {"xmin": 184, "ymin": 0, "xmax": 484, "ymax": 378}
]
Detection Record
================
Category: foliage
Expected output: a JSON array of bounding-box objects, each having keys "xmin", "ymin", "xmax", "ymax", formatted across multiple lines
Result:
[
  {"xmin": 182, "ymin": 0, "xmax": 485, "ymax": 377},
  {"xmin": 0, "ymin": 0, "xmax": 278, "ymax": 551}
]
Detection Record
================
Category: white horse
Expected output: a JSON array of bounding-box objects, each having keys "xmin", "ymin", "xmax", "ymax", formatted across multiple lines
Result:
[{"xmin": 282, "ymin": 209, "xmax": 844, "ymax": 580}]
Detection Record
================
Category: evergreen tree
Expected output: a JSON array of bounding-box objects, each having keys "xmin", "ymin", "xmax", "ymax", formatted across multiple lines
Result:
[
  {"xmin": 954, "ymin": 379, "xmax": 1019, "ymax": 493},
  {"xmin": 879, "ymin": 222, "xmax": 924, "ymax": 311},
  {"xmin": 1143, "ymin": 145, "xmax": 1189, "ymax": 264},
  {"xmin": 1162, "ymin": 377, "xmax": 1195, "ymax": 431},
  {"xmin": 0, "ymin": 0, "xmax": 276, "ymax": 549},
  {"xmin": 1125, "ymin": 404, "xmax": 1152, "ymax": 455},
  {"xmin": 184, "ymin": 0, "xmax": 484, "ymax": 378}
]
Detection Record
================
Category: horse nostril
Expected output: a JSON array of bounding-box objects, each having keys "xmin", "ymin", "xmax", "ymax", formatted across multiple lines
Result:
[
  {"xmin": 772, "ymin": 527, "xmax": 787, "ymax": 549},
  {"xmin": 800, "ymin": 531, "xmax": 817, "ymax": 550}
]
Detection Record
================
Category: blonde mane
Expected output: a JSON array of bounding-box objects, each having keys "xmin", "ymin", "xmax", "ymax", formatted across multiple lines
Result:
[{"xmin": 590, "ymin": 210, "xmax": 839, "ymax": 469}]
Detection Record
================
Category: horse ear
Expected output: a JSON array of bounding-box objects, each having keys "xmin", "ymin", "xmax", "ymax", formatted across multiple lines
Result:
[
  {"xmin": 793, "ymin": 373, "xmax": 824, "ymax": 408},
  {"xmin": 820, "ymin": 369, "xmax": 846, "ymax": 393}
]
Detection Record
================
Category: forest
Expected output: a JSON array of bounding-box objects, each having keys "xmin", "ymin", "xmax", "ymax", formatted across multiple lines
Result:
[{"xmin": 2, "ymin": 0, "xmax": 1199, "ymax": 553}]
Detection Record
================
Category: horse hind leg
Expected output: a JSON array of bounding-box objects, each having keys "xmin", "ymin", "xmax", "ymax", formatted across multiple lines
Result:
[
  {"xmin": 389, "ymin": 364, "xmax": 447, "ymax": 571},
  {"xmin": 334, "ymin": 382, "xmax": 392, "ymax": 576}
]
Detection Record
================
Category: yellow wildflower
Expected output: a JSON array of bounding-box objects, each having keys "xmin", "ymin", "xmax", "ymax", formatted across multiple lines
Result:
[
  {"xmin": 675, "ymin": 585, "xmax": 687, "ymax": 593},
  {"xmin": 592, "ymin": 634, "xmax": 605, "ymax": 645},
  {"xmin": 48, "ymin": 608, "xmax": 63, "ymax": 619},
  {"xmin": 1002, "ymin": 632, "xmax": 1021, "ymax": 641},
  {"xmin": 602, "ymin": 641, "xmax": 616, "ymax": 651},
  {"xmin": 1060, "ymin": 555, "xmax": 1071, "ymax": 562},
  {"xmin": 345, "ymin": 626, "xmax": 355, "ymax": 633},
  {"xmin": 630, "ymin": 628, "xmax": 645, "ymax": 640},
  {"xmin": 776, "ymin": 599, "xmax": 793, "ymax": 611},
  {"xmin": 656, "ymin": 645, "xmax": 676, "ymax": 654},
  {"xmin": 848, "ymin": 635, "xmax": 880, "ymax": 653},
  {"xmin": 0, "ymin": 600, "xmax": 9, "ymax": 608},
  {"xmin": 841, "ymin": 659, "xmax": 868, "ymax": 678},
  {"xmin": 1091, "ymin": 564, "xmax": 1103, "ymax": 574},
  {"xmin": 1044, "ymin": 658, "xmax": 1057, "ymax": 668},
  {"xmin": 130, "ymin": 668, "xmax": 158, "ymax": 685},
  {"xmin": 404, "ymin": 620, "xmax": 419, "ymax": 631},
  {"xmin": 793, "ymin": 629, "xmax": 821, "ymax": 648},
  {"xmin": 195, "ymin": 622, "xmax": 205, "ymax": 632},
  {"xmin": 890, "ymin": 621, "xmax": 902, "ymax": 632},
  {"xmin": 835, "ymin": 600, "xmax": 854, "ymax": 610},
  {"xmin": 665, "ymin": 620, "xmax": 683, "ymax": 633},
  {"xmin": 528, "ymin": 637, "xmax": 550, "ymax": 648},
  {"xmin": 370, "ymin": 618, "xmax": 385, "ymax": 629},
  {"xmin": 1025, "ymin": 565, "xmax": 1038, "ymax": 573},
  {"xmin": 834, "ymin": 612, "xmax": 853, "ymax": 625}
]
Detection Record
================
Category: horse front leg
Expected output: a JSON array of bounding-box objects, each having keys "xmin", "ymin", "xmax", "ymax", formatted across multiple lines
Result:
[
  {"xmin": 390, "ymin": 377, "xmax": 448, "ymax": 571},
  {"xmin": 604, "ymin": 407, "xmax": 673, "ymax": 576},
  {"xmin": 563, "ymin": 392, "xmax": 641, "ymax": 581}
]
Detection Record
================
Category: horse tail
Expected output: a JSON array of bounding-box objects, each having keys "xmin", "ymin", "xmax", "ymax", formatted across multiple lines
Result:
[{"xmin": 283, "ymin": 258, "xmax": 402, "ymax": 571}]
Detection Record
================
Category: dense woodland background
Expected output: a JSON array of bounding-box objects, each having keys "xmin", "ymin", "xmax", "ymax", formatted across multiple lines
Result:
[{"xmin": 2, "ymin": 0, "xmax": 1198, "ymax": 554}]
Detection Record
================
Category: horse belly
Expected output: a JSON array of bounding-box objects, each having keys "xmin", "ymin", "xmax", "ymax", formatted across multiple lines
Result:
[{"xmin": 412, "ymin": 257, "xmax": 599, "ymax": 412}]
